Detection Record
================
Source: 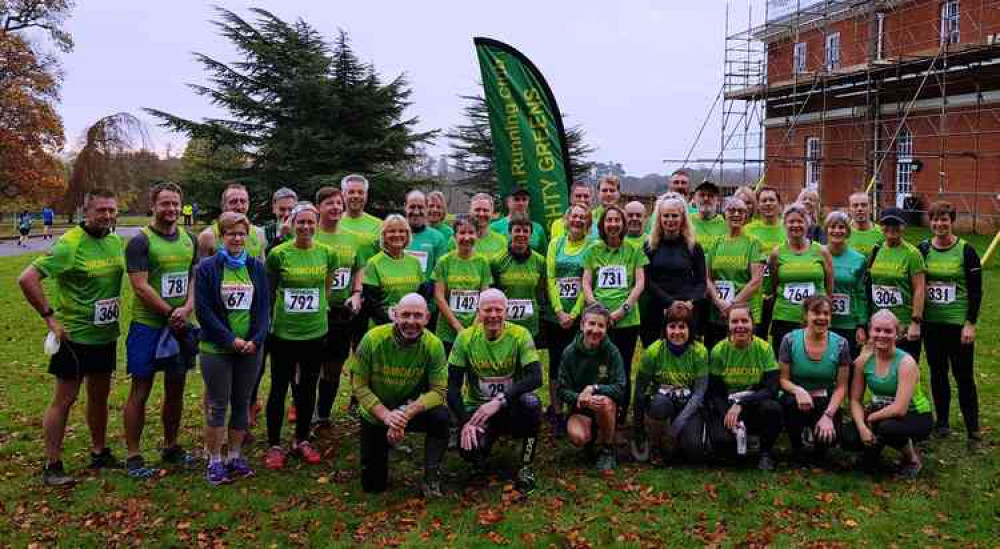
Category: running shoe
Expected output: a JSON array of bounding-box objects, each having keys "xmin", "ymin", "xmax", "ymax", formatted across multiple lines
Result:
[
  {"xmin": 265, "ymin": 446, "xmax": 287, "ymax": 470},
  {"xmin": 161, "ymin": 445, "xmax": 197, "ymax": 468},
  {"xmin": 968, "ymin": 433, "xmax": 984, "ymax": 453},
  {"xmin": 515, "ymin": 466, "xmax": 536, "ymax": 494},
  {"xmin": 42, "ymin": 461, "xmax": 75, "ymax": 487},
  {"xmin": 88, "ymin": 448, "xmax": 121, "ymax": 470},
  {"xmin": 757, "ymin": 452, "xmax": 776, "ymax": 471},
  {"xmin": 596, "ymin": 447, "xmax": 617, "ymax": 471},
  {"xmin": 206, "ymin": 461, "xmax": 231, "ymax": 486},
  {"xmin": 933, "ymin": 424, "xmax": 952, "ymax": 438},
  {"xmin": 421, "ymin": 474, "xmax": 443, "ymax": 499},
  {"xmin": 227, "ymin": 457, "xmax": 255, "ymax": 479},
  {"xmin": 292, "ymin": 441, "xmax": 322, "ymax": 464},
  {"xmin": 125, "ymin": 455, "xmax": 157, "ymax": 479}
]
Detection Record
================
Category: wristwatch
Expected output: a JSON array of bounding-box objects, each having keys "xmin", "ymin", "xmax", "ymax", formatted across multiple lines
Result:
[
  {"xmin": 621, "ymin": 303, "xmax": 632, "ymax": 314},
  {"xmin": 40, "ymin": 307, "xmax": 54, "ymax": 318}
]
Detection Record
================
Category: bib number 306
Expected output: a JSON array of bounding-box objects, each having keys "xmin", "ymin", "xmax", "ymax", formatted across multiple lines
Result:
[{"xmin": 872, "ymin": 285, "xmax": 902, "ymax": 308}]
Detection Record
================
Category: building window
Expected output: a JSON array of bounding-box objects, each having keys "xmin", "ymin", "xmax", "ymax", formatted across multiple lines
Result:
[
  {"xmin": 793, "ymin": 42, "xmax": 807, "ymax": 74},
  {"xmin": 895, "ymin": 127, "xmax": 913, "ymax": 206},
  {"xmin": 805, "ymin": 137, "xmax": 821, "ymax": 191},
  {"xmin": 941, "ymin": 1, "xmax": 960, "ymax": 45},
  {"xmin": 825, "ymin": 33, "xmax": 841, "ymax": 71}
]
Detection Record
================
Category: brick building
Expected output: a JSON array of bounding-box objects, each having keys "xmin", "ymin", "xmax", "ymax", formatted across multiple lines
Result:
[{"xmin": 725, "ymin": 0, "xmax": 1000, "ymax": 229}]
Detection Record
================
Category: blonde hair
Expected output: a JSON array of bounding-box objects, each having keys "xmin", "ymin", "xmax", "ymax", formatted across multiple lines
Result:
[
  {"xmin": 218, "ymin": 211, "xmax": 250, "ymax": 235},
  {"xmin": 562, "ymin": 203, "xmax": 592, "ymax": 240},
  {"xmin": 379, "ymin": 214, "xmax": 412, "ymax": 250},
  {"xmin": 648, "ymin": 197, "xmax": 695, "ymax": 251}
]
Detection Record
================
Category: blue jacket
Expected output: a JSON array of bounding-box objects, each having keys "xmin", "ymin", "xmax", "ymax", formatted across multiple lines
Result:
[{"xmin": 195, "ymin": 253, "xmax": 270, "ymax": 351}]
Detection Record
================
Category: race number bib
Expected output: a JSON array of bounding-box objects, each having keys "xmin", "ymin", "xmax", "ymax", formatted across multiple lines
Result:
[
  {"xmin": 830, "ymin": 293, "xmax": 851, "ymax": 316},
  {"xmin": 161, "ymin": 272, "xmax": 189, "ymax": 299},
  {"xmin": 93, "ymin": 298, "xmax": 120, "ymax": 326},
  {"xmin": 872, "ymin": 285, "xmax": 903, "ymax": 308},
  {"xmin": 715, "ymin": 280, "xmax": 736, "ymax": 303},
  {"xmin": 284, "ymin": 288, "xmax": 320, "ymax": 313},
  {"xmin": 927, "ymin": 282, "xmax": 956, "ymax": 305},
  {"xmin": 782, "ymin": 282, "xmax": 815, "ymax": 305},
  {"xmin": 221, "ymin": 283, "xmax": 253, "ymax": 311},
  {"xmin": 406, "ymin": 250, "xmax": 429, "ymax": 273},
  {"xmin": 506, "ymin": 299, "xmax": 534, "ymax": 321},
  {"xmin": 871, "ymin": 395, "xmax": 895, "ymax": 406},
  {"xmin": 557, "ymin": 277, "xmax": 581, "ymax": 299},
  {"xmin": 478, "ymin": 376, "xmax": 513, "ymax": 398},
  {"xmin": 331, "ymin": 268, "xmax": 351, "ymax": 291},
  {"xmin": 449, "ymin": 290, "xmax": 480, "ymax": 314},
  {"xmin": 597, "ymin": 265, "xmax": 627, "ymax": 289}
]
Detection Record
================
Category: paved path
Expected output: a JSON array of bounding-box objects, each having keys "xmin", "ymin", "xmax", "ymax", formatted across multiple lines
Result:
[{"xmin": 0, "ymin": 227, "xmax": 141, "ymax": 257}]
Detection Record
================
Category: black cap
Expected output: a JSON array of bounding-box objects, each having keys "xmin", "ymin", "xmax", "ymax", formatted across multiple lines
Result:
[
  {"xmin": 510, "ymin": 187, "xmax": 531, "ymax": 197},
  {"xmin": 694, "ymin": 180, "xmax": 720, "ymax": 194},
  {"xmin": 879, "ymin": 207, "xmax": 906, "ymax": 225}
]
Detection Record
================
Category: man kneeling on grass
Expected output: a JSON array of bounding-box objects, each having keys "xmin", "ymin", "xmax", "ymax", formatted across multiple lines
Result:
[
  {"xmin": 558, "ymin": 303, "xmax": 626, "ymax": 471},
  {"xmin": 350, "ymin": 293, "xmax": 449, "ymax": 498},
  {"xmin": 448, "ymin": 289, "xmax": 542, "ymax": 494}
]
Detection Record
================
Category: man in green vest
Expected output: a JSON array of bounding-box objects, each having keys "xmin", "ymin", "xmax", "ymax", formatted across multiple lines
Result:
[
  {"xmin": 123, "ymin": 182, "xmax": 199, "ymax": 478},
  {"xmin": 550, "ymin": 182, "xmax": 594, "ymax": 239},
  {"xmin": 19, "ymin": 189, "xmax": 125, "ymax": 486},
  {"xmin": 339, "ymin": 173, "xmax": 383, "ymax": 264},
  {"xmin": 691, "ymin": 181, "xmax": 726, "ymax": 251},
  {"xmin": 624, "ymin": 201, "xmax": 648, "ymax": 248},
  {"xmin": 847, "ymin": 191, "xmax": 885, "ymax": 260},
  {"xmin": 669, "ymin": 169, "xmax": 699, "ymax": 214},
  {"xmin": 458, "ymin": 193, "xmax": 509, "ymax": 260},
  {"xmin": 405, "ymin": 189, "xmax": 447, "ymax": 280}
]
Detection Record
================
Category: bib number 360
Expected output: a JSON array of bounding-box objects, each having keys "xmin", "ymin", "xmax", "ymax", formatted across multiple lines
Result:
[{"xmin": 93, "ymin": 298, "xmax": 120, "ymax": 326}]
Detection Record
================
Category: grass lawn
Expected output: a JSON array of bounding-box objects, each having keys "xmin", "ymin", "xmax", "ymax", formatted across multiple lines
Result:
[{"xmin": 0, "ymin": 229, "xmax": 996, "ymax": 547}]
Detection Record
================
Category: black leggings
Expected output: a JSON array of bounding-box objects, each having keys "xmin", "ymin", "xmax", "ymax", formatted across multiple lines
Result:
[
  {"xmin": 267, "ymin": 336, "xmax": 324, "ymax": 446},
  {"xmin": 755, "ymin": 296, "xmax": 775, "ymax": 341},
  {"xmin": 645, "ymin": 393, "xmax": 707, "ymax": 462},
  {"xmin": 923, "ymin": 322, "xmax": 979, "ymax": 434},
  {"xmin": 609, "ymin": 326, "xmax": 640, "ymax": 422},
  {"xmin": 843, "ymin": 412, "xmax": 933, "ymax": 454},
  {"xmin": 780, "ymin": 394, "xmax": 842, "ymax": 450},
  {"xmin": 458, "ymin": 393, "xmax": 541, "ymax": 465},
  {"xmin": 360, "ymin": 406, "xmax": 450, "ymax": 493},
  {"xmin": 705, "ymin": 323, "xmax": 728, "ymax": 353},
  {"xmin": 707, "ymin": 397, "xmax": 783, "ymax": 455}
]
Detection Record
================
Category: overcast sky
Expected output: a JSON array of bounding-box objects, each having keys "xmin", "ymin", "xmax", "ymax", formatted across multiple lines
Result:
[{"xmin": 57, "ymin": 1, "xmax": 759, "ymax": 176}]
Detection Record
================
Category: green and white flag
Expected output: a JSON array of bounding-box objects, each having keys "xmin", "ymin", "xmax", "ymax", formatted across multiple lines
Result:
[{"xmin": 474, "ymin": 37, "xmax": 572, "ymax": 233}]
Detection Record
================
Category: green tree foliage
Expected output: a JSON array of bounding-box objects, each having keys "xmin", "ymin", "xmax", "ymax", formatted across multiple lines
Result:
[
  {"xmin": 446, "ymin": 93, "xmax": 594, "ymax": 196},
  {"xmin": 177, "ymin": 138, "xmax": 247, "ymax": 219},
  {"xmin": 146, "ymin": 8, "xmax": 435, "ymax": 220}
]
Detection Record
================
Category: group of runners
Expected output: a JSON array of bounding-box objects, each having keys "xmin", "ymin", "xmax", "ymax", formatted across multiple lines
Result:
[{"xmin": 18, "ymin": 169, "xmax": 984, "ymax": 497}]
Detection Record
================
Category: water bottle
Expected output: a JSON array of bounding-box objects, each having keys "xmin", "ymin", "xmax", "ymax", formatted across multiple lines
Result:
[
  {"xmin": 736, "ymin": 422, "xmax": 747, "ymax": 455},
  {"xmin": 43, "ymin": 331, "xmax": 60, "ymax": 356}
]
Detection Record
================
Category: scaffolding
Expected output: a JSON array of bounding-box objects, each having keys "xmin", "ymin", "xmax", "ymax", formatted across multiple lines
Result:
[{"xmin": 718, "ymin": 0, "xmax": 1000, "ymax": 231}]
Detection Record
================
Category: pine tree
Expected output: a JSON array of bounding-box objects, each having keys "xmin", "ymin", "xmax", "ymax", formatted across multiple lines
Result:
[
  {"xmin": 146, "ymin": 8, "xmax": 435, "ymax": 219},
  {"xmin": 446, "ymin": 93, "xmax": 594, "ymax": 195}
]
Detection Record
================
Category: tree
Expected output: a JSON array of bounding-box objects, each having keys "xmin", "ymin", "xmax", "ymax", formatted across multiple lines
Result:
[
  {"xmin": 146, "ymin": 8, "xmax": 435, "ymax": 219},
  {"xmin": 0, "ymin": 0, "xmax": 73, "ymax": 208},
  {"xmin": 63, "ymin": 112, "xmax": 153, "ymax": 211},
  {"xmin": 446, "ymin": 93, "xmax": 594, "ymax": 195},
  {"xmin": 177, "ymin": 138, "xmax": 248, "ymax": 218}
]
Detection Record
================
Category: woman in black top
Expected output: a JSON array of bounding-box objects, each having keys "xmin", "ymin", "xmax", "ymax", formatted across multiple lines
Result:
[{"xmin": 641, "ymin": 196, "xmax": 707, "ymax": 347}]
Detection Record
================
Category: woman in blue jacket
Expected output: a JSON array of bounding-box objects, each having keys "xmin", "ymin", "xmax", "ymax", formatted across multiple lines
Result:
[{"xmin": 195, "ymin": 212, "xmax": 271, "ymax": 486}]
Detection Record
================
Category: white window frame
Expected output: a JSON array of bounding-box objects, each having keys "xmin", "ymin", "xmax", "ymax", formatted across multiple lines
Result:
[
  {"xmin": 941, "ymin": 0, "xmax": 960, "ymax": 45},
  {"xmin": 895, "ymin": 127, "xmax": 913, "ymax": 207},
  {"xmin": 825, "ymin": 32, "xmax": 841, "ymax": 71},
  {"xmin": 805, "ymin": 137, "xmax": 821, "ymax": 191},
  {"xmin": 793, "ymin": 42, "xmax": 807, "ymax": 74}
]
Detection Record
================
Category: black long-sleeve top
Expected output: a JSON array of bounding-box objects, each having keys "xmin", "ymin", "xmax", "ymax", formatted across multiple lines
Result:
[
  {"xmin": 643, "ymin": 237, "xmax": 707, "ymax": 311},
  {"xmin": 917, "ymin": 239, "xmax": 983, "ymax": 324}
]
